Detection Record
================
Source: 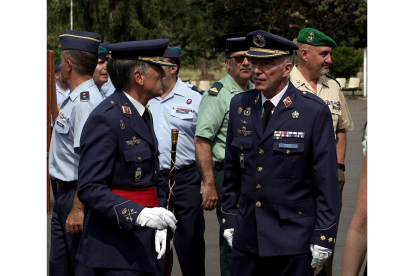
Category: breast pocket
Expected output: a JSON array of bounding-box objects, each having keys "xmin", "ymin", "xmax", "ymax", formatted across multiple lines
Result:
[
  {"xmin": 170, "ymin": 109, "xmax": 195, "ymax": 133},
  {"xmin": 231, "ymin": 137, "xmax": 254, "ymax": 175},
  {"xmin": 124, "ymin": 147, "xmax": 153, "ymax": 183},
  {"xmin": 273, "ymin": 140, "xmax": 304, "ymax": 178},
  {"xmin": 328, "ymin": 104, "xmax": 342, "ymax": 116},
  {"xmin": 55, "ymin": 118, "xmax": 70, "ymax": 148}
]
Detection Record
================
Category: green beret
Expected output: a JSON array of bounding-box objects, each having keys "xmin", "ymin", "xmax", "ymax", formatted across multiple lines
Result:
[{"xmin": 297, "ymin": 28, "xmax": 337, "ymax": 49}]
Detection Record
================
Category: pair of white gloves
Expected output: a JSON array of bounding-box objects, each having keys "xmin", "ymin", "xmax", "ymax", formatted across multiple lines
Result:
[
  {"xmin": 135, "ymin": 207, "xmax": 177, "ymax": 259},
  {"xmin": 223, "ymin": 229, "xmax": 332, "ymax": 268}
]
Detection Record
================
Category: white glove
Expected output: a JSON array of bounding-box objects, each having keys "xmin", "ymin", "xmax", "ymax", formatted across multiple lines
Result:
[
  {"xmin": 135, "ymin": 207, "xmax": 177, "ymax": 232},
  {"xmin": 155, "ymin": 229, "xmax": 167, "ymax": 259},
  {"xmin": 310, "ymin": 244, "xmax": 332, "ymax": 268},
  {"xmin": 223, "ymin": 228, "xmax": 234, "ymax": 248}
]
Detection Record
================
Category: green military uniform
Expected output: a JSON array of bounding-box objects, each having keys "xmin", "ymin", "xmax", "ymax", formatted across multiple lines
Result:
[{"xmin": 196, "ymin": 73, "xmax": 254, "ymax": 276}]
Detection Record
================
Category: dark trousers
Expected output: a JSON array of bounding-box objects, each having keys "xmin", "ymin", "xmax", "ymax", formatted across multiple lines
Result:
[
  {"xmin": 156, "ymin": 163, "xmax": 206, "ymax": 276},
  {"xmin": 231, "ymin": 247, "xmax": 313, "ymax": 276},
  {"xmin": 315, "ymin": 169, "xmax": 345, "ymax": 276},
  {"xmin": 49, "ymin": 185, "xmax": 93, "ymax": 276},
  {"xmin": 92, "ymin": 268, "xmax": 153, "ymax": 276}
]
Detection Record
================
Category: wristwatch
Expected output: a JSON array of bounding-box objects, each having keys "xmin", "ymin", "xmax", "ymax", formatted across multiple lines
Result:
[{"xmin": 338, "ymin": 163, "xmax": 345, "ymax": 172}]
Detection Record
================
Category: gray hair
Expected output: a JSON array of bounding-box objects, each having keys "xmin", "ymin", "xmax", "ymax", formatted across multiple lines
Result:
[{"xmin": 107, "ymin": 59, "xmax": 149, "ymax": 91}]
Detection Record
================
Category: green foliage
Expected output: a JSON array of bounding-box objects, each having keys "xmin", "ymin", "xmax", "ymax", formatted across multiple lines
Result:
[{"xmin": 329, "ymin": 46, "xmax": 363, "ymax": 79}]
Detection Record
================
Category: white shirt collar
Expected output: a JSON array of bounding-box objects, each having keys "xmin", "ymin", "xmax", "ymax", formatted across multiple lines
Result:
[
  {"xmin": 261, "ymin": 82, "xmax": 289, "ymax": 113},
  {"xmin": 123, "ymin": 91, "xmax": 146, "ymax": 116}
]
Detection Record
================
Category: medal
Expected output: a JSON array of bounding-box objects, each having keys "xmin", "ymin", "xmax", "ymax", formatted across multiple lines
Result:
[
  {"xmin": 292, "ymin": 111, "xmax": 299, "ymax": 119},
  {"xmin": 120, "ymin": 119, "xmax": 125, "ymax": 130}
]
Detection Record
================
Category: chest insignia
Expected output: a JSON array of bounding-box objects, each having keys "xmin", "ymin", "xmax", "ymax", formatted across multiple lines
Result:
[
  {"xmin": 241, "ymin": 119, "xmax": 248, "ymax": 125},
  {"xmin": 254, "ymin": 93, "xmax": 260, "ymax": 104},
  {"xmin": 243, "ymin": 107, "xmax": 251, "ymax": 116},
  {"xmin": 186, "ymin": 99, "xmax": 192, "ymax": 104},
  {"xmin": 135, "ymin": 168, "xmax": 142, "ymax": 182},
  {"xmin": 126, "ymin": 136, "xmax": 141, "ymax": 146},
  {"xmin": 120, "ymin": 119, "xmax": 125, "ymax": 130},
  {"xmin": 237, "ymin": 126, "xmax": 252, "ymax": 137},
  {"xmin": 122, "ymin": 106, "xmax": 132, "ymax": 114},
  {"xmin": 238, "ymin": 107, "xmax": 243, "ymax": 114},
  {"xmin": 292, "ymin": 111, "xmax": 299, "ymax": 119},
  {"xmin": 283, "ymin": 96, "xmax": 292, "ymax": 107}
]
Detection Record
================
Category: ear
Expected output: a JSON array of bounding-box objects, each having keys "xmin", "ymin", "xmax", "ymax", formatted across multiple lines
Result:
[
  {"xmin": 170, "ymin": 65, "xmax": 178, "ymax": 74},
  {"xmin": 282, "ymin": 62, "xmax": 293, "ymax": 78},
  {"xmin": 300, "ymin": 48, "xmax": 309, "ymax": 62},
  {"xmin": 133, "ymin": 69, "xmax": 145, "ymax": 86},
  {"xmin": 66, "ymin": 59, "xmax": 73, "ymax": 72}
]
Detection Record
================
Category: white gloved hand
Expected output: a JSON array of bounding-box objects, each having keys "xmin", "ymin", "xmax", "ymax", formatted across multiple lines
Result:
[
  {"xmin": 155, "ymin": 229, "xmax": 167, "ymax": 259},
  {"xmin": 135, "ymin": 207, "xmax": 177, "ymax": 232},
  {"xmin": 223, "ymin": 228, "xmax": 234, "ymax": 248},
  {"xmin": 310, "ymin": 244, "xmax": 332, "ymax": 268}
]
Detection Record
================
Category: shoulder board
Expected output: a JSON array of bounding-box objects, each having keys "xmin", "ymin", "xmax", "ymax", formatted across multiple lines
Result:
[
  {"xmin": 326, "ymin": 74, "xmax": 341, "ymax": 87},
  {"xmin": 191, "ymin": 85, "xmax": 204, "ymax": 95},
  {"xmin": 80, "ymin": 91, "xmax": 90, "ymax": 101},
  {"xmin": 208, "ymin": 82, "xmax": 223, "ymax": 96},
  {"xmin": 299, "ymin": 90, "xmax": 325, "ymax": 105}
]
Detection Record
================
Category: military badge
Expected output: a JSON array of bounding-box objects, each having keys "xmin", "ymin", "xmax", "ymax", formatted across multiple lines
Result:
[
  {"xmin": 255, "ymin": 93, "xmax": 260, "ymax": 104},
  {"xmin": 283, "ymin": 96, "xmax": 292, "ymax": 107},
  {"xmin": 241, "ymin": 119, "xmax": 248, "ymax": 125},
  {"xmin": 122, "ymin": 208, "xmax": 127, "ymax": 215},
  {"xmin": 122, "ymin": 106, "xmax": 132, "ymax": 114},
  {"xmin": 237, "ymin": 126, "xmax": 252, "ymax": 137},
  {"xmin": 210, "ymin": 87, "xmax": 219, "ymax": 93},
  {"xmin": 240, "ymin": 153, "xmax": 245, "ymax": 169},
  {"xmin": 120, "ymin": 119, "xmax": 125, "ymax": 130},
  {"xmin": 126, "ymin": 136, "xmax": 141, "ymax": 146},
  {"xmin": 253, "ymin": 34, "xmax": 266, "ymax": 47},
  {"xmin": 80, "ymin": 91, "xmax": 90, "ymax": 101},
  {"xmin": 110, "ymin": 100, "xmax": 115, "ymax": 104},
  {"xmin": 186, "ymin": 99, "xmax": 192, "ymax": 104},
  {"xmin": 135, "ymin": 168, "xmax": 142, "ymax": 182},
  {"xmin": 238, "ymin": 107, "xmax": 243, "ymax": 114},
  {"xmin": 123, "ymin": 208, "xmax": 138, "ymax": 222},
  {"xmin": 243, "ymin": 109, "xmax": 251, "ymax": 116},
  {"xmin": 292, "ymin": 111, "xmax": 299, "ymax": 119},
  {"xmin": 306, "ymin": 31, "xmax": 315, "ymax": 42}
]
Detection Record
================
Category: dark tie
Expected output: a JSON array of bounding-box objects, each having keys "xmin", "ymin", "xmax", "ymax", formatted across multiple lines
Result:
[
  {"xmin": 142, "ymin": 108, "xmax": 151, "ymax": 129},
  {"xmin": 262, "ymin": 100, "xmax": 274, "ymax": 131}
]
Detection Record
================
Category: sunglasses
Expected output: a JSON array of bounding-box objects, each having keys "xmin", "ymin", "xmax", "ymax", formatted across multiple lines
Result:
[{"xmin": 227, "ymin": 55, "xmax": 248, "ymax": 63}]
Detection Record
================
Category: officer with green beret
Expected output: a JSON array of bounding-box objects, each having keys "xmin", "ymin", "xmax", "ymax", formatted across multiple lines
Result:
[
  {"xmin": 194, "ymin": 32, "xmax": 254, "ymax": 276},
  {"xmin": 291, "ymin": 27, "xmax": 354, "ymax": 276}
]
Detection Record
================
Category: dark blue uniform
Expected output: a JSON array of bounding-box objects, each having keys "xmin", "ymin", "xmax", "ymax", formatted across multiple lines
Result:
[
  {"xmin": 76, "ymin": 90, "xmax": 167, "ymax": 274},
  {"xmin": 221, "ymin": 83, "xmax": 340, "ymax": 275}
]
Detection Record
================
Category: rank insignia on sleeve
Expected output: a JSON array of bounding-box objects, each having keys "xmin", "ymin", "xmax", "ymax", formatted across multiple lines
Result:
[
  {"xmin": 120, "ymin": 120, "xmax": 125, "ymax": 130},
  {"xmin": 122, "ymin": 106, "xmax": 132, "ymax": 114},
  {"xmin": 238, "ymin": 107, "xmax": 243, "ymax": 114},
  {"xmin": 283, "ymin": 96, "xmax": 292, "ymax": 107},
  {"xmin": 237, "ymin": 126, "xmax": 252, "ymax": 137},
  {"xmin": 328, "ymin": 237, "xmax": 333, "ymax": 242},
  {"xmin": 320, "ymin": 235, "xmax": 326, "ymax": 241},
  {"xmin": 186, "ymin": 99, "xmax": 192, "ymax": 104},
  {"xmin": 292, "ymin": 111, "xmax": 299, "ymax": 119},
  {"xmin": 123, "ymin": 208, "xmax": 138, "ymax": 222}
]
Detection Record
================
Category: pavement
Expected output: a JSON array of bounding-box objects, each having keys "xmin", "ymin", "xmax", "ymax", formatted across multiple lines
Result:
[{"xmin": 47, "ymin": 98, "xmax": 367, "ymax": 275}]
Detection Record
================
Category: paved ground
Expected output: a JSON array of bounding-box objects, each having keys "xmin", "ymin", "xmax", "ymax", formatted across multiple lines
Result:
[{"xmin": 47, "ymin": 98, "xmax": 367, "ymax": 275}]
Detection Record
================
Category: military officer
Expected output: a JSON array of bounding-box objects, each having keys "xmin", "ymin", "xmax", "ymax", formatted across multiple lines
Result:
[
  {"xmin": 76, "ymin": 39, "xmax": 178, "ymax": 276},
  {"xmin": 55, "ymin": 61, "xmax": 70, "ymax": 110},
  {"xmin": 94, "ymin": 42, "xmax": 116, "ymax": 99},
  {"xmin": 148, "ymin": 45, "xmax": 205, "ymax": 276},
  {"xmin": 194, "ymin": 33, "xmax": 253, "ymax": 276},
  {"xmin": 48, "ymin": 30, "xmax": 103, "ymax": 276},
  {"xmin": 291, "ymin": 28, "xmax": 354, "ymax": 276},
  {"xmin": 221, "ymin": 30, "xmax": 340, "ymax": 275}
]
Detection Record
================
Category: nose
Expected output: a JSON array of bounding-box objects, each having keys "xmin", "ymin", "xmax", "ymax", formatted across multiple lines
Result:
[
  {"xmin": 242, "ymin": 57, "xmax": 250, "ymax": 65},
  {"xmin": 252, "ymin": 65, "xmax": 262, "ymax": 74}
]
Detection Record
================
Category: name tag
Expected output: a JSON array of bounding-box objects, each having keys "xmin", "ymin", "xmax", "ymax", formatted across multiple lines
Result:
[
  {"xmin": 56, "ymin": 121, "xmax": 64, "ymax": 128},
  {"xmin": 279, "ymin": 143, "xmax": 298, "ymax": 149},
  {"xmin": 173, "ymin": 107, "xmax": 190, "ymax": 114}
]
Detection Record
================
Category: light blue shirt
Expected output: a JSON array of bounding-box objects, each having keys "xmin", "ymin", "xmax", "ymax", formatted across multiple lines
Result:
[
  {"xmin": 100, "ymin": 76, "xmax": 116, "ymax": 99},
  {"xmin": 49, "ymin": 78, "xmax": 103, "ymax": 181},
  {"xmin": 56, "ymin": 82, "xmax": 70, "ymax": 106},
  {"xmin": 148, "ymin": 77, "xmax": 202, "ymax": 170}
]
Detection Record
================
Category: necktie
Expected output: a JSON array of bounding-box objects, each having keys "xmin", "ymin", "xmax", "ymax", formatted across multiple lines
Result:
[
  {"xmin": 142, "ymin": 108, "xmax": 151, "ymax": 129},
  {"xmin": 262, "ymin": 100, "xmax": 274, "ymax": 131}
]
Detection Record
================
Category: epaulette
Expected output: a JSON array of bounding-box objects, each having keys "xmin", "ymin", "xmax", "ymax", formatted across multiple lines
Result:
[
  {"xmin": 208, "ymin": 82, "xmax": 223, "ymax": 96},
  {"xmin": 80, "ymin": 91, "xmax": 90, "ymax": 101},
  {"xmin": 191, "ymin": 85, "xmax": 204, "ymax": 95},
  {"xmin": 326, "ymin": 74, "xmax": 341, "ymax": 87},
  {"xmin": 99, "ymin": 98, "xmax": 118, "ymax": 113},
  {"xmin": 300, "ymin": 90, "xmax": 325, "ymax": 105}
]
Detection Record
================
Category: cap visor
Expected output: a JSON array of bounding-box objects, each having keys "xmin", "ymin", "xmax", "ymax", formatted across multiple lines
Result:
[
  {"xmin": 145, "ymin": 60, "xmax": 175, "ymax": 67},
  {"xmin": 245, "ymin": 50, "xmax": 289, "ymax": 58}
]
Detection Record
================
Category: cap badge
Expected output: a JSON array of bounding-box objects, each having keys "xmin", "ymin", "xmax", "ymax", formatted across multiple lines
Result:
[
  {"xmin": 283, "ymin": 97, "xmax": 292, "ymax": 107},
  {"xmin": 253, "ymin": 34, "xmax": 266, "ymax": 48},
  {"xmin": 122, "ymin": 106, "xmax": 132, "ymax": 114},
  {"xmin": 292, "ymin": 111, "xmax": 299, "ymax": 119},
  {"xmin": 186, "ymin": 99, "xmax": 192, "ymax": 104},
  {"xmin": 306, "ymin": 32, "xmax": 315, "ymax": 43}
]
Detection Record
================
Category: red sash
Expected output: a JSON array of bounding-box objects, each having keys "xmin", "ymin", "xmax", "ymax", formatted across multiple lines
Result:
[{"xmin": 111, "ymin": 187, "xmax": 159, "ymax": 207}]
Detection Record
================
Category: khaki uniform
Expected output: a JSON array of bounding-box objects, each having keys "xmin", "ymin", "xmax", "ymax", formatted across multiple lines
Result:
[{"xmin": 290, "ymin": 66, "xmax": 354, "ymax": 134}]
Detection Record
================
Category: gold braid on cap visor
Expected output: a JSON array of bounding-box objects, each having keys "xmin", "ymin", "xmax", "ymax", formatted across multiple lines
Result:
[
  {"xmin": 139, "ymin": 57, "xmax": 174, "ymax": 66},
  {"xmin": 59, "ymin": 34, "xmax": 101, "ymax": 43},
  {"xmin": 245, "ymin": 47, "xmax": 290, "ymax": 57}
]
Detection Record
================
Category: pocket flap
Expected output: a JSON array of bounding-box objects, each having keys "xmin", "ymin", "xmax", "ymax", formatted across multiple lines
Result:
[
  {"xmin": 55, "ymin": 119, "xmax": 70, "ymax": 134},
  {"xmin": 237, "ymin": 196, "xmax": 248, "ymax": 215},
  {"xmin": 273, "ymin": 141, "xmax": 304, "ymax": 153},
  {"xmin": 278, "ymin": 199, "xmax": 315, "ymax": 219},
  {"xmin": 124, "ymin": 148, "xmax": 152, "ymax": 163},
  {"xmin": 231, "ymin": 137, "xmax": 254, "ymax": 150},
  {"xmin": 171, "ymin": 109, "xmax": 194, "ymax": 120}
]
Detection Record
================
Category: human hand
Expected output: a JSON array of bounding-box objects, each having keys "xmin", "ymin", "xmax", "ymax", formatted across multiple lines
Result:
[
  {"xmin": 310, "ymin": 244, "xmax": 332, "ymax": 268},
  {"xmin": 201, "ymin": 182, "xmax": 218, "ymax": 211},
  {"xmin": 135, "ymin": 207, "xmax": 177, "ymax": 232},
  {"xmin": 223, "ymin": 228, "xmax": 234, "ymax": 248},
  {"xmin": 65, "ymin": 208, "xmax": 84, "ymax": 234}
]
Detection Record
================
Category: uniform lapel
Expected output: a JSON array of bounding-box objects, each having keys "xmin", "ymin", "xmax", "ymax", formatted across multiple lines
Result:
[
  {"xmin": 251, "ymin": 91, "xmax": 263, "ymax": 140},
  {"xmin": 261, "ymin": 85, "xmax": 296, "ymax": 142}
]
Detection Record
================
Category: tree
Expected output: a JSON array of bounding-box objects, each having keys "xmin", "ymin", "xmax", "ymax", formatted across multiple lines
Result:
[{"xmin": 329, "ymin": 46, "xmax": 363, "ymax": 79}]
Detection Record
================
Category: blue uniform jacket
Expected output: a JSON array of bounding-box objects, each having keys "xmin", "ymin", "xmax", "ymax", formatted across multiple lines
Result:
[
  {"xmin": 76, "ymin": 90, "xmax": 167, "ymax": 272},
  {"xmin": 221, "ymin": 82, "xmax": 339, "ymax": 257}
]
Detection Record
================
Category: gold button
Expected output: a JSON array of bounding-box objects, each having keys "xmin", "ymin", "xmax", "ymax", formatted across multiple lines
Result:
[
  {"xmin": 257, "ymin": 167, "xmax": 263, "ymax": 172},
  {"xmin": 154, "ymin": 171, "xmax": 157, "ymax": 175},
  {"xmin": 286, "ymin": 150, "xmax": 291, "ymax": 155},
  {"xmin": 256, "ymin": 184, "xmax": 262, "ymax": 190},
  {"xmin": 137, "ymin": 157, "xmax": 142, "ymax": 161},
  {"xmin": 256, "ymin": 201, "xmax": 261, "ymax": 208},
  {"xmin": 240, "ymin": 146, "xmax": 244, "ymax": 150},
  {"xmin": 222, "ymin": 218, "xmax": 226, "ymax": 224},
  {"xmin": 298, "ymin": 211, "xmax": 302, "ymax": 215},
  {"xmin": 302, "ymin": 91, "xmax": 307, "ymax": 94},
  {"xmin": 258, "ymin": 149, "xmax": 264, "ymax": 154},
  {"xmin": 110, "ymin": 100, "xmax": 115, "ymax": 104},
  {"xmin": 237, "ymin": 204, "xmax": 240, "ymax": 208}
]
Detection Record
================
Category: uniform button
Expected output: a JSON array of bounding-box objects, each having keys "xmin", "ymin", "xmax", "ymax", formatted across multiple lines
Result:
[
  {"xmin": 256, "ymin": 184, "xmax": 262, "ymax": 190},
  {"xmin": 286, "ymin": 150, "xmax": 291, "ymax": 155},
  {"xmin": 298, "ymin": 211, "xmax": 303, "ymax": 216},
  {"xmin": 160, "ymin": 125, "xmax": 163, "ymax": 127},
  {"xmin": 222, "ymin": 218, "xmax": 226, "ymax": 224},
  {"xmin": 258, "ymin": 149, "xmax": 264, "ymax": 154},
  {"xmin": 154, "ymin": 171, "xmax": 157, "ymax": 175},
  {"xmin": 137, "ymin": 157, "xmax": 142, "ymax": 162},
  {"xmin": 237, "ymin": 204, "xmax": 240, "ymax": 208},
  {"xmin": 240, "ymin": 146, "xmax": 244, "ymax": 150},
  {"xmin": 256, "ymin": 201, "xmax": 261, "ymax": 208},
  {"xmin": 257, "ymin": 167, "xmax": 263, "ymax": 172}
]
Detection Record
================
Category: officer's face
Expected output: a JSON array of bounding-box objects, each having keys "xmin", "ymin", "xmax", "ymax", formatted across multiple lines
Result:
[
  {"xmin": 142, "ymin": 63, "xmax": 166, "ymax": 98},
  {"xmin": 93, "ymin": 59, "xmax": 108, "ymax": 89},
  {"xmin": 306, "ymin": 46, "xmax": 332, "ymax": 75},
  {"xmin": 225, "ymin": 51, "xmax": 251, "ymax": 82},
  {"xmin": 250, "ymin": 57, "xmax": 292, "ymax": 94}
]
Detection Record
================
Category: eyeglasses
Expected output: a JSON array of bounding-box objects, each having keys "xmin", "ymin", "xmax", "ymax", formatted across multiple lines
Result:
[{"xmin": 226, "ymin": 55, "xmax": 248, "ymax": 63}]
